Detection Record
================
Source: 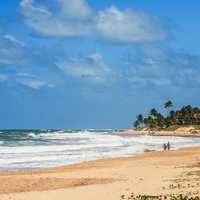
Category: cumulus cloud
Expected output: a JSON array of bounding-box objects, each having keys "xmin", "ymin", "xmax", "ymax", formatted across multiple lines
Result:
[
  {"xmin": 20, "ymin": 0, "xmax": 93, "ymax": 37},
  {"xmin": 56, "ymin": 53, "xmax": 115, "ymax": 83},
  {"xmin": 20, "ymin": 0, "xmax": 167, "ymax": 43},
  {"xmin": 58, "ymin": 0, "xmax": 92, "ymax": 19},
  {"xmin": 96, "ymin": 6, "xmax": 166, "ymax": 43}
]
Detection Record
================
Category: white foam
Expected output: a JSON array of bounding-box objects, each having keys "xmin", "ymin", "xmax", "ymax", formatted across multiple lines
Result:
[{"xmin": 0, "ymin": 131, "xmax": 200, "ymax": 170}]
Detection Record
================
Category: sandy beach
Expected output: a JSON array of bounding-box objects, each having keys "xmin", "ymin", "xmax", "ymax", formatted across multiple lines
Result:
[
  {"xmin": 0, "ymin": 146, "xmax": 199, "ymax": 200},
  {"xmin": 2, "ymin": 0, "xmax": 200, "ymax": 199}
]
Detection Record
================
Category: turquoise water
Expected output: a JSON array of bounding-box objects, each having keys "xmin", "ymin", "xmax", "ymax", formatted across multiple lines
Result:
[{"xmin": 0, "ymin": 129, "xmax": 200, "ymax": 170}]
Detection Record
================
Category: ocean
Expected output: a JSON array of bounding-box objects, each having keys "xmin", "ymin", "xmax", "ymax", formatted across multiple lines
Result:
[{"xmin": 0, "ymin": 129, "xmax": 200, "ymax": 170}]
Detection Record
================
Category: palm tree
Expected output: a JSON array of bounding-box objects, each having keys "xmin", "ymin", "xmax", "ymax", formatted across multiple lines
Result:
[
  {"xmin": 149, "ymin": 108, "xmax": 158, "ymax": 118},
  {"xmin": 137, "ymin": 114, "xmax": 144, "ymax": 127},
  {"xmin": 156, "ymin": 113, "xmax": 165, "ymax": 128},
  {"xmin": 169, "ymin": 110, "xmax": 176, "ymax": 125},
  {"xmin": 134, "ymin": 101, "xmax": 200, "ymax": 130},
  {"xmin": 144, "ymin": 117, "xmax": 149, "ymax": 127},
  {"xmin": 148, "ymin": 117, "xmax": 157, "ymax": 130},
  {"xmin": 133, "ymin": 120, "xmax": 140, "ymax": 129},
  {"xmin": 164, "ymin": 100, "xmax": 173, "ymax": 116}
]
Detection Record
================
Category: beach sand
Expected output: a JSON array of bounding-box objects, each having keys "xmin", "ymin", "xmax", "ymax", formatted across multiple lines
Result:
[
  {"xmin": 0, "ymin": 147, "xmax": 200, "ymax": 200},
  {"xmin": 116, "ymin": 128, "xmax": 200, "ymax": 137}
]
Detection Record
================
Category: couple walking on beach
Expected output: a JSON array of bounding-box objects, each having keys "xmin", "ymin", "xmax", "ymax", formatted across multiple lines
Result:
[{"xmin": 163, "ymin": 142, "xmax": 170, "ymax": 151}]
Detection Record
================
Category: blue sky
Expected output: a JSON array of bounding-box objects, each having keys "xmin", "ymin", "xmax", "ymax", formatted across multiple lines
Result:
[{"xmin": 0, "ymin": 0, "xmax": 200, "ymax": 129}]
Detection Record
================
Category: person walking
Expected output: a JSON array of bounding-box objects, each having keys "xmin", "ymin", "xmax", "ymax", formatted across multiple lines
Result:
[
  {"xmin": 167, "ymin": 142, "xmax": 170, "ymax": 150},
  {"xmin": 163, "ymin": 143, "xmax": 167, "ymax": 151}
]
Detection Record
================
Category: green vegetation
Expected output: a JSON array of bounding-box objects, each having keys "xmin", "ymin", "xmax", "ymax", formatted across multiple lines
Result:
[
  {"xmin": 133, "ymin": 101, "xmax": 200, "ymax": 130},
  {"xmin": 120, "ymin": 194, "xmax": 200, "ymax": 200}
]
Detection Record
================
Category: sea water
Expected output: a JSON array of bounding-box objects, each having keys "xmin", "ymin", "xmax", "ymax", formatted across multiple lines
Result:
[{"xmin": 0, "ymin": 129, "xmax": 200, "ymax": 170}]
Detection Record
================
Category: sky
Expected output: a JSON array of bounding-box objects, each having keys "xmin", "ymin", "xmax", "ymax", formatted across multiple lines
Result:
[{"xmin": 0, "ymin": 0, "xmax": 200, "ymax": 129}]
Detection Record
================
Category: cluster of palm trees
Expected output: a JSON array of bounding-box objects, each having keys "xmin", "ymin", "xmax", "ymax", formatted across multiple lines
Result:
[{"xmin": 133, "ymin": 101, "xmax": 200, "ymax": 130}]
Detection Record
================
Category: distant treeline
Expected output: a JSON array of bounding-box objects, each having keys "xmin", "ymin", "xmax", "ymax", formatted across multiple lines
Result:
[{"xmin": 133, "ymin": 101, "xmax": 200, "ymax": 130}]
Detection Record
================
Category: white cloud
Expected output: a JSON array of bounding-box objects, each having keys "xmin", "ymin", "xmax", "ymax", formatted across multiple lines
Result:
[
  {"xmin": 56, "ymin": 53, "xmax": 115, "ymax": 83},
  {"xmin": 124, "ymin": 46, "xmax": 200, "ymax": 88},
  {"xmin": 127, "ymin": 75, "xmax": 171, "ymax": 87},
  {"xmin": 3, "ymin": 35, "xmax": 25, "ymax": 47},
  {"xmin": 20, "ymin": 0, "xmax": 167, "ymax": 43},
  {"xmin": 150, "ymin": 79, "xmax": 171, "ymax": 86},
  {"xmin": 20, "ymin": 0, "xmax": 93, "ymax": 37},
  {"xmin": 0, "ymin": 32, "xmax": 58, "ymax": 90},
  {"xmin": 16, "ymin": 73, "xmax": 55, "ymax": 90},
  {"xmin": 58, "ymin": 0, "xmax": 92, "ymax": 19},
  {"xmin": 87, "ymin": 53, "xmax": 103, "ymax": 63},
  {"xmin": 96, "ymin": 6, "xmax": 166, "ymax": 43},
  {"xmin": 19, "ymin": 79, "xmax": 46, "ymax": 89},
  {"xmin": 0, "ymin": 34, "xmax": 25, "ymax": 65}
]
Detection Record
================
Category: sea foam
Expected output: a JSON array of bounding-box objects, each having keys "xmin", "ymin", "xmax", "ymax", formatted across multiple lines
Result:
[{"xmin": 0, "ymin": 130, "xmax": 200, "ymax": 170}]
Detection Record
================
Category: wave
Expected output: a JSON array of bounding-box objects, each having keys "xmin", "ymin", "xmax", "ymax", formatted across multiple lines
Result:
[{"xmin": 0, "ymin": 130, "xmax": 200, "ymax": 170}]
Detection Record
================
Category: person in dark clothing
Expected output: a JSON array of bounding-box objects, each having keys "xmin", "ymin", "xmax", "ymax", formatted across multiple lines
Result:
[
  {"xmin": 163, "ymin": 143, "xmax": 167, "ymax": 151},
  {"xmin": 167, "ymin": 142, "xmax": 171, "ymax": 150}
]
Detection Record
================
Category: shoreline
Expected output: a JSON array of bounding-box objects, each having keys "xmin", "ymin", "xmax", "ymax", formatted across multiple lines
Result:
[
  {"xmin": 0, "ymin": 146, "xmax": 197, "ymax": 172},
  {"xmin": 0, "ymin": 146, "xmax": 200, "ymax": 199},
  {"xmin": 0, "ymin": 146, "xmax": 198, "ymax": 174},
  {"xmin": 1, "ymin": 133, "xmax": 200, "ymax": 173},
  {"xmin": 0, "ymin": 149, "xmax": 163, "ymax": 174},
  {"xmin": 0, "ymin": 147, "xmax": 168, "ymax": 174}
]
